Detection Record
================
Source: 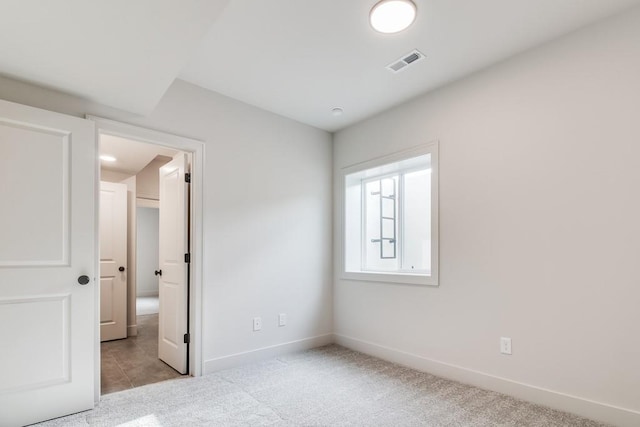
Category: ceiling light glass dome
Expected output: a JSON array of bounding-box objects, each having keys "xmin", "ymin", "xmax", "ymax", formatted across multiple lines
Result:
[{"xmin": 370, "ymin": 0, "xmax": 417, "ymax": 34}]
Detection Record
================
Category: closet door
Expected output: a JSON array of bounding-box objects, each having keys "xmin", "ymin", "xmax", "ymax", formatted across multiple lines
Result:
[{"xmin": 100, "ymin": 181, "xmax": 127, "ymax": 341}]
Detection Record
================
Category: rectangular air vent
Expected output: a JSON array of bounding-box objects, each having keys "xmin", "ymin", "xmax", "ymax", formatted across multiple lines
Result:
[{"xmin": 386, "ymin": 49, "xmax": 425, "ymax": 73}]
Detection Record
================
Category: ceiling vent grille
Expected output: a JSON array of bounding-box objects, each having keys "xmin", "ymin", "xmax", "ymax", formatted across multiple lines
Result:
[{"xmin": 386, "ymin": 49, "xmax": 425, "ymax": 73}]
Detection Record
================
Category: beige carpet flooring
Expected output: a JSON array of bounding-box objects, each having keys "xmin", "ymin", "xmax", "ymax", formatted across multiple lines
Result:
[{"xmin": 36, "ymin": 345, "xmax": 606, "ymax": 426}]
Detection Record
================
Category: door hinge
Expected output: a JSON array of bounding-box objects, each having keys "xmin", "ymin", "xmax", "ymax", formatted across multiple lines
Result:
[
  {"xmin": 185, "ymin": 173, "xmax": 191, "ymax": 183},
  {"xmin": 184, "ymin": 253, "xmax": 190, "ymax": 263},
  {"xmin": 183, "ymin": 333, "xmax": 190, "ymax": 344}
]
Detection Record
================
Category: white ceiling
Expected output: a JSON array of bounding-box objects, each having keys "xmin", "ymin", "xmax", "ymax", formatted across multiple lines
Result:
[
  {"xmin": 101, "ymin": 134, "xmax": 177, "ymax": 175},
  {"xmin": 179, "ymin": 0, "xmax": 640, "ymax": 131},
  {"xmin": 0, "ymin": 1, "xmax": 638, "ymax": 130},
  {"xmin": 0, "ymin": 0, "xmax": 230, "ymax": 115}
]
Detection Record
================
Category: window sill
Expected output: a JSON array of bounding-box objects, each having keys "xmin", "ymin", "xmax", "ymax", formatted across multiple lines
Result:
[{"xmin": 341, "ymin": 271, "xmax": 438, "ymax": 287}]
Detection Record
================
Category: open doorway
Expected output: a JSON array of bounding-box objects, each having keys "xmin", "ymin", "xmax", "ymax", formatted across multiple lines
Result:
[
  {"xmin": 98, "ymin": 132, "xmax": 191, "ymax": 394},
  {"xmin": 89, "ymin": 115, "xmax": 205, "ymax": 401}
]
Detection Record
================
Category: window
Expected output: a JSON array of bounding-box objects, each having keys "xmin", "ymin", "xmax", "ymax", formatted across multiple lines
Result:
[{"xmin": 342, "ymin": 143, "xmax": 438, "ymax": 286}]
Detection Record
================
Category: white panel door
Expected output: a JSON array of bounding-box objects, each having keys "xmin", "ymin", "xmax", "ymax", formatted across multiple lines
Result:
[
  {"xmin": 0, "ymin": 99, "xmax": 96, "ymax": 426},
  {"xmin": 158, "ymin": 153, "xmax": 189, "ymax": 374},
  {"xmin": 100, "ymin": 181, "xmax": 127, "ymax": 342}
]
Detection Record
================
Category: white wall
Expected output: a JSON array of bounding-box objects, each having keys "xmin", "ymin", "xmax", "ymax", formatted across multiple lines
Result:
[
  {"xmin": 136, "ymin": 207, "xmax": 159, "ymax": 297},
  {"xmin": 136, "ymin": 156, "xmax": 171, "ymax": 200},
  {"xmin": 0, "ymin": 77, "xmax": 333, "ymax": 369},
  {"xmin": 122, "ymin": 176, "xmax": 137, "ymax": 336},
  {"xmin": 334, "ymin": 7, "xmax": 640, "ymax": 426}
]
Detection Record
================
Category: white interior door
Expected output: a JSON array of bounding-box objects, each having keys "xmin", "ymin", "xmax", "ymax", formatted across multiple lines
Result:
[
  {"xmin": 100, "ymin": 181, "xmax": 127, "ymax": 342},
  {"xmin": 158, "ymin": 153, "xmax": 189, "ymax": 374},
  {"xmin": 0, "ymin": 99, "xmax": 96, "ymax": 426}
]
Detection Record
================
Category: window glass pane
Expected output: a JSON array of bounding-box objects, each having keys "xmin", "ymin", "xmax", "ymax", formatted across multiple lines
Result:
[
  {"xmin": 381, "ymin": 218, "xmax": 395, "ymax": 240},
  {"xmin": 381, "ymin": 177, "xmax": 396, "ymax": 197},
  {"xmin": 365, "ymin": 180, "xmax": 380, "ymax": 241},
  {"xmin": 364, "ymin": 178, "xmax": 398, "ymax": 271},
  {"xmin": 381, "ymin": 197, "xmax": 394, "ymax": 218},
  {"xmin": 381, "ymin": 238, "xmax": 396, "ymax": 259},
  {"xmin": 402, "ymin": 166, "xmax": 431, "ymax": 272},
  {"xmin": 344, "ymin": 181, "xmax": 362, "ymax": 272}
]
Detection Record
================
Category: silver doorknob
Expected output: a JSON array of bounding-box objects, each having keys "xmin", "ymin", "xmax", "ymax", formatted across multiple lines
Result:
[{"xmin": 78, "ymin": 275, "xmax": 90, "ymax": 285}]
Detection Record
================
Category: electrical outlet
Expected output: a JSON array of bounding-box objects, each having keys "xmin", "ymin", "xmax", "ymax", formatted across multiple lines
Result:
[
  {"xmin": 500, "ymin": 337, "xmax": 512, "ymax": 355},
  {"xmin": 278, "ymin": 313, "xmax": 287, "ymax": 327},
  {"xmin": 253, "ymin": 317, "xmax": 262, "ymax": 331}
]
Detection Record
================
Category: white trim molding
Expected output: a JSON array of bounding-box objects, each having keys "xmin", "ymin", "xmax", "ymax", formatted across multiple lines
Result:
[
  {"xmin": 204, "ymin": 334, "xmax": 334, "ymax": 374},
  {"xmin": 136, "ymin": 290, "xmax": 159, "ymax": 298},
  {"xmin": 87, "ymin": 116, "xmax": 206, "ymax": 384},
  {"xmin": 334, "ymin": 334, "xmax": 640, "ymax": 427},
  {"xmin": 136, "ymin": 198, "xmax": 160, "ymax": 209}
]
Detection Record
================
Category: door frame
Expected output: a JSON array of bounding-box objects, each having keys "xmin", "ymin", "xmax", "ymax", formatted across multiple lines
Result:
[{"xmin": 88, "ymin": 115, "xmax": 205, "ymax": 400}]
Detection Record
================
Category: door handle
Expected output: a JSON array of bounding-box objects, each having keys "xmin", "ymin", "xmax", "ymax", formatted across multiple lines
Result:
[
  {"xmin": 78, "ymin": 275, "xmax": 90, "ymax": 285},
  {"xmin": 118, "ymin": 266, "xmax": 125, "ymax": 272},
  {"xmin": 155, "ymin": 269, "xmax": 162, "ymax": 276}
]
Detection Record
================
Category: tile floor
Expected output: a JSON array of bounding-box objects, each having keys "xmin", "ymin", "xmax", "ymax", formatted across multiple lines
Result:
[{"xmin": 100, "ymin": 313, "xmax": 183, "ymax": 394}]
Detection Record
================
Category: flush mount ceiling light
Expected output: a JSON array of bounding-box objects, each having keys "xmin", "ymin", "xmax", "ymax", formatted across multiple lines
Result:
[
  {"xmin": 332, "ymin": 107, "xmax": 344, "ymax": 116},
  {"xmin": 370, "ymin": 0, "xmax": 417, "ymax": 34},
  {"xmin": 100, "ymin": 154, "xmax": 117, "ymax": 162}
]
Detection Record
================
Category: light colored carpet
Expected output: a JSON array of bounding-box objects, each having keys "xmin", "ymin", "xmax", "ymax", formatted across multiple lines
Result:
[
  {"xmin": 136, "ymin": 296, "xmax": 159, "ymax": 315},
  {"xmin": 36, "ymin": 345, "xmax": 606, "ymax": 426}
]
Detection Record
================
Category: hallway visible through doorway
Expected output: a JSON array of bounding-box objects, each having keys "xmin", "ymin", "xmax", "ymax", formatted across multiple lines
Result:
[
  {"xmin": 94, "ymin": 116, "xmax": 205, "ymax": 391},
  {"xmin": 99, "ymin": 127, "xmax": 192, "ymax": 388}
]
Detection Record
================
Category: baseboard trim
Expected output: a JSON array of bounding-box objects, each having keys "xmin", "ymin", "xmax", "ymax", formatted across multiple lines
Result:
[
  {"xmin": 127, "ymin": 325, "xmax": 137, "ymax": 337},
  {"xmin": 136, "ymin": 291, "xmax": 159, "ymax": 298},
  {"xmin": 334, "ymin": 334, "xmax": 640, "ymax": 427},
  {"xmin": 204, "ymin": 333, "xmax": 334, "ymax": 374}
]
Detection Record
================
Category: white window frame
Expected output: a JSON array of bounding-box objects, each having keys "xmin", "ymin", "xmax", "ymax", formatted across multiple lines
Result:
[{"xmin": 340, "ymin": 142, "xmax": 439, "ymax": 286}]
